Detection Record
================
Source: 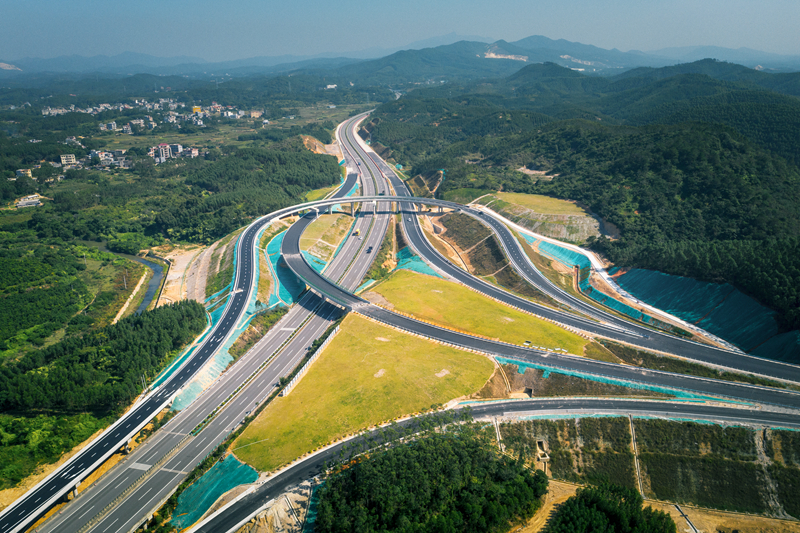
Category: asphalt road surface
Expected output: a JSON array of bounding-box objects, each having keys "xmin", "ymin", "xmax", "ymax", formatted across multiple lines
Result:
[
  {"xmin": 14, "ymin": 114, "xmax": 800, "ymax": 533},
  {"xmin": 190, "ymin": 397, "xmax": 800, "ymax": 533},
  {"xmin": 32, "ymin": 115, "xmax": 393, "ymax": 533},
  {"xmin": 0, "ymin": 202, "xmax": 265, "ymax": 533}
]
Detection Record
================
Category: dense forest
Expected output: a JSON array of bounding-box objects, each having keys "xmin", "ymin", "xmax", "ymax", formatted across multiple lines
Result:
[
  {"xmin": 316, "ymin": 428, "xmax": 549, "ymax": 533},
  {"xmin": 0, "ymin": 89, "xmax": 344, "ymax": 386},
  {"xmin": 0, "ymin": 300, "xmax": 205, "ymax": 412},
  {"xmin": 545, "ymin": 484, "xmax": 676, "ymax": 533},
  {"xmin": 368, "ymin": 64, "xmax": 800, "ymax": 331},
  {"xmin": 0, "ymin": 301, "xmax": 206, "ymax": 487},
  {"xmin": 2, "ymin": 142, "xmax": 342, "ymax": 247}
]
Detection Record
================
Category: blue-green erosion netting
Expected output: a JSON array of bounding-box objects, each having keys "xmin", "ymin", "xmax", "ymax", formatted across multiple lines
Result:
[
  {"xmin": 537, "ymin": 241, "xmax": 591, "ymax": 270},
  {"xmin": 612, "ymin": 268, "xmax": 735, "ymax": 323},
  {"xmin": 171, "ymin": 456, "xmax": 258, "ymax": 530},
  {"xmin": 303, "ymin": 482, "xmax": 325, "ymax": 530},
  {"xmin": 583, "ymin": 285, "xmax": 646, "ymax": 321},
  {"xmin": 615, "ymin": 268, "xmax": 789, "ymax": 355},
  {"xmin": 394, "ymin": 246, "xmax": 443, "ymax": 278},
  {"xmin": 267, "ymin": 231, "xmax": 309, "ymax": 305},
  {"xmin": 696, "ymin": 290, "xmax": 779, "ymax": 351},
  {"xmin": 356, "ymin": 279, "xmax": 376, "ymax": 293},
  {"xmin": 302, "ymin": 251, "xmax": 327, "ymax": 273},
  {"xmin": 752, "ymin": 331, "xmax": 800, "ymax": 364},
  {"xmin": 204, "ymin": 283, "xmax": 233, "ymax": 304},
  {"xmin": 536, "ymin": 240, "xmax": 652, "ymax": 322}
]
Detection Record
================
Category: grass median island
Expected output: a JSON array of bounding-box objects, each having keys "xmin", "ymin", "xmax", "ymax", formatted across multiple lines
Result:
[
  {"xmin": 299, "ymin": 213, "xmax": 353, "ymax": 262},
  {"xmin": 304, "ymin": 183, "xmax": 341, "ymax": 202},
  {"xmin": 368, "ymin": 269, "xmax": 587, "ymax": 354},
  {"xmin": 232, "ymin": 314, "xmax": 493, "ymax": 472}
]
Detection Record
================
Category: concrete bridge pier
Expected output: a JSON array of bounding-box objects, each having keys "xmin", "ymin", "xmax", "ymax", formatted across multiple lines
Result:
[
  {"xmin": 63, "ymin": 481, "xmax": 79, "ymax": 501},
  {"xmin": 121, "ymin": 439, "xmax": 133, "ymax": 454}
]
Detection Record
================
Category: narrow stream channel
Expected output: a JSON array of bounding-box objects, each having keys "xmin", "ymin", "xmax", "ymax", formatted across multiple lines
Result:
[
  {"xmin": 79, "ymin": 241, "xmax": 165, "ymax": 313},
  {"xmin": 122, "ymin": 255, "xmax": 164, "ymax": 313}
]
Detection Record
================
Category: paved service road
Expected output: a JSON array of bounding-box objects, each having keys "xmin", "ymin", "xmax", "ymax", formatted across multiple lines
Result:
[
  {"xmin": 0, "ymin": 201, "xmax": 265, "ymax": 533},
  {"xmin": 32, "ymin": 115, "xmax": 392, "ymax": 533},
  {"xmin": 16, "ymin": 114, "xmax": 800, "ymax": 533},
  {"xmin": 190, "ymin": 397, "xmax": 800, "ymax": 533}
]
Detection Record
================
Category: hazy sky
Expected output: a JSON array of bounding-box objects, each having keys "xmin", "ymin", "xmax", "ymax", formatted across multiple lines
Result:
[{"xmin": 2, "ymin": 0, "xmax": 799, "ymax": 61}]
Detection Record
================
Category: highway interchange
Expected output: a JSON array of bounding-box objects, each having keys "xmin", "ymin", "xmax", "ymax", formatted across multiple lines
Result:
[{"xmin": 2, "ymin": 113, "xmax": 799, "ymax": 533}]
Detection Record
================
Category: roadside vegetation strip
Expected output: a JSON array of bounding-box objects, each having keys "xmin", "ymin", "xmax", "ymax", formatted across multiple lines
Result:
[
  {"xmin": 599, "ymin": 340, "xmax": 790, "ymax": 390},
  {"xmin": 233, "ymin": 314, "xmax": 493, "ymax": 473},
  {"xmin": 279, "ymin": 324, "xmax": 340, "ymax": 397},
  {"xmin": 364, "ymin": 215, "xmax": 396, "ymax": 281},
  {"xmin": 333, "ymin": 213, "xmax": 377, "ymax": 285},
  {"xmin": 299, "ymin": 213, "xmax": 353, "ymax": 263},
  {"xmin": 369, "ymin": 269, "xmax": 587, "ymax": 355},
  {"xmin": 190, "ymin": 305, "xmax": 321, "ymax": 437},
  {"xmin": 304, "ymin": 183, "xmax": 342, "ymax": 203}
]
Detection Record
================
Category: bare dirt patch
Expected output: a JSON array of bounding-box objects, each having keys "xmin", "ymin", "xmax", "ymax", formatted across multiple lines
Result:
[
  {"xmin": 152, "ymin": 244, "xmax": 205, "ymax": 306},
  {"xmin": 517, "ymin": 480, "xmax": 578, "ymax": 532},
  {"xmin": 647, "ymin": 501, "xmax": 800, "ymax": 533},
  {"xmin": 374, "ymin": 369, "xmax": 386, "ymax": 378},
  {"xmin": 435, "ymin": 369, "xmax": 451, "ymax": 378},
  {"xmin": 185, "ymin": 240, "xmax": 220, "ymax": 302},
  {"xmin": 375, "ymin": 337, "xmax": 390, "ymax": 342},
  {"xmin": 472, "ymin": 364, "xmax": 667, "ymax": 400},
  {"xmin": 361, "ymin": 290, "xmax": 394, "ymax": 309},
  {"xmin": 232, "ymin": 480, "xmax": 314, "ymax": 533}
]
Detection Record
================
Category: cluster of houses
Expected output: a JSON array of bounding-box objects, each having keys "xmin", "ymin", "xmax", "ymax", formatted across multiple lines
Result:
[
  {"xmin": 149, "ymin": 143, "xmax": 200, "ymax": 164},
  {"xmin": 41, "ymin": 98, "xmax": 185, "ymax": 117},
  {"xmin": 99, "ymin": 116, "xmax": 159, "ymax": 133},
  {"xmin": 89, "ymin": 149, "xmax": 133, "ymax": 169},
  {"xmin": 11, "ymin": 148, "xmax": 132, "ymax": 184},
  {"xmin": 15, "ymin": 194, "xmax": 43, "ymax": 208},
  {"xmin": 38, "ymin": 97, "xmax": 283, "ymax": 135}
]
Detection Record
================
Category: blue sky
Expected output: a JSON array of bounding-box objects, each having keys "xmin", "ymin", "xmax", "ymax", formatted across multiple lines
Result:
[{"xmin": 2, "ymin": 0, "xmax": 799, "ymax": 61}]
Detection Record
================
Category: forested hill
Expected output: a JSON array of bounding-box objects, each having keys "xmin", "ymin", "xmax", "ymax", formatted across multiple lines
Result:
[
  {"xmin": 316, "ymin": 427, "xmax": 549, "ymax": 532},
  {"xmin": 611, "ymin": 59, "xmax": 800, "ymax": 97},
  {"xmin": 0, "ymin": 300, "xmax": 206, "ymax": 413},
  {"xmin": 367, "ymin": 65, "xmax": 800, "ymax": 332}
]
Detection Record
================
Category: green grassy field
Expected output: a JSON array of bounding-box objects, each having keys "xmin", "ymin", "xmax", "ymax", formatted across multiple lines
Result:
[
  {"xmin": 494, "ymin": 192, "xmax": 589, "ymax": 216},
  {"xmin": 370, "ymin": 270, "xmax": 588, "ymax": 354},
  {"xmin": 299, "ymin": 214, "xmax": 353, "ymax": 262},
  {"xmin": 233, "ymin": 314, "xmax": 493, "ymax": 472},
  {"xmin": 304, "ymin": 183, "xmax": 340, "ymax": 202}
]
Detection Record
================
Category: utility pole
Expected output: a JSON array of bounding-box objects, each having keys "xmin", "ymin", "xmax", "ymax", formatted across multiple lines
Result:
[{"xmin": 84, "ymin": 253, "xmax": 87, "ymax": 268}]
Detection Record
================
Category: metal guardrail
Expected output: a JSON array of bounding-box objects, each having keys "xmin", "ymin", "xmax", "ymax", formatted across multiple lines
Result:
[
  {"xmin": 281, "ymin": 325, "xmax": 340, "ymax": 396},
  {"xmin": 190, "ymin": 306, "xmax": 322, "ymax": 436}
]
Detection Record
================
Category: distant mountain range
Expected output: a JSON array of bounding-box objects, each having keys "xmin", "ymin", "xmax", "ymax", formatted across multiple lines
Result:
[{"xmin": 1, "ymin": 34, "xmax": 799, "ymax": 83}]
